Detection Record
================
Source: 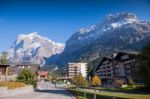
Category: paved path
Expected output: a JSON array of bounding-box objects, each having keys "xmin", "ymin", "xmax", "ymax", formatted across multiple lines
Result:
[{"xmin": 1, "ymin": 82, "xmax": 75, "ymax": 99}]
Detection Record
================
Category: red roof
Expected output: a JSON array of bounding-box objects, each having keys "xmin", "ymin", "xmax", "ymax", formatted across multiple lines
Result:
[{"xmin": 37, "ymin": 71, "xmax": 48, "ymax": 76}]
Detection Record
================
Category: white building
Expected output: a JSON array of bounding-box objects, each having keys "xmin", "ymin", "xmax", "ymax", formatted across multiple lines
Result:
[{"xmin": 68, "ymin": 62, "xmax": 87, "ymax": 78}]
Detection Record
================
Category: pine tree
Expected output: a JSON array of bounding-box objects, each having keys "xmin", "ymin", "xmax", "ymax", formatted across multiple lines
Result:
[{"xmin": 136, "ymin": 44, "xmax": 150, "ymax": 87}]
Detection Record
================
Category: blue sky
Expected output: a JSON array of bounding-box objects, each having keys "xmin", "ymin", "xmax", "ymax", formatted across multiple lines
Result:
[{"xmin": 0, "ymin": 0, "xmax": 150, "ymax": 51}]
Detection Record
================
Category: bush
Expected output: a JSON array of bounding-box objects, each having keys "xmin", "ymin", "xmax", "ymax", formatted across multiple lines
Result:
[
  {"xmin": 114, "ymin": 80, "xmax": 123, "ymax": 88},
  {"xmin": 17, "ymin": 69, "xmax": 36, "ymax": 87},
  {"xmin": 128, "ymin": 79, "xmax": 134, "ymax": 87}
]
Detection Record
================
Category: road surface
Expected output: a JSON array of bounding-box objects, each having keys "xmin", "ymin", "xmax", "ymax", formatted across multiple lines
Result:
[{"xmin": 1, "ymin": 82, "xmax": 75, "ymax": 99}]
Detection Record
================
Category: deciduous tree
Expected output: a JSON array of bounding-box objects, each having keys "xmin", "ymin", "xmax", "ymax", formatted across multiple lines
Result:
[
  {"xmin": 92, "ymin": 75, "xmax": 101, "ymax": 86},
  {"xmin": 72, "ymin": 75, "xmax": 88, "ymax": 97},
  {"xmin": 72, "ymin": 75, "xmax": 88, "ymax": 87},
  {"xmin": 0, "ymin": 52, "xmax": 8, "ymax": 64}
]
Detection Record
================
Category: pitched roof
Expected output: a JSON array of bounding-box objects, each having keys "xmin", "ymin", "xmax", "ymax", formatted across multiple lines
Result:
[
  {"xmin": 95, "ymin": 51, "xmax": 139, "ymax": 71},
  {"xmin": 37, "ymin": 71, "xmax": 48, "ymax": 76},
  {"xmin": 0, "ymin": 64, "xmax": 10, "ymax": 67},
  {"xmin": 95, "ymin": 56, "xmax": 114, "ymax": 71}
]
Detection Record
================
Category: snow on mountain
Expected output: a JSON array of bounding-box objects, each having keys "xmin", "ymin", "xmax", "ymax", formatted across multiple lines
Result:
[
  {"xmin": 78, "ymin": 25, "xmax": 96, "ymax": 34},
  {"xmin": 46, "ymin": 12, "xmax": 150, "ymax": 67},
  {"xmin": 67, "ymin": 12, "xmax": 150, "ymax": 45},
  {"xmin": 8, "ymin": 32, "xmax": 65, "ymax": 65}
]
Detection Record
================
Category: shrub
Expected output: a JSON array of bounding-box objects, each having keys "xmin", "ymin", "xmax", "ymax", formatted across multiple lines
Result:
[
  {"xmin": 114, "ymin": 80, "xmax": 123, "ymax": 88},
  {"xmin": 128, "ymin": 79, "xmax": 134, "ymax": 87},
  {"xmin": 17, "ymin": 69, "xmax": 36, "ymax": 87}
]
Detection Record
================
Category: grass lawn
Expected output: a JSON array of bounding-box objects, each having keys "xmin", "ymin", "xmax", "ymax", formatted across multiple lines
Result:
[
  {"xmin": 100, "ymin": 86, "xmax": 150, "ymax": 93},
  {"xmin": 69, "ymin": 89, "xmax": 150, "ymax": 99},
  {"xmin": 0, "ymin": 81, "xmax": 26, "ymax": 89}
]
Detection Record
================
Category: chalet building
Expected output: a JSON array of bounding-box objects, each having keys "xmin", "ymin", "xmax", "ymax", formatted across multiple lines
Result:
[
  {"xmin": 37, "ymin": 71, "xmax": 49, "ymax": 81},
  {"xmin": 96, "ymin": 51, "xmax": 138, "ymax": 86},
  {"xmin": 0, "ymin": 64, "xmax": 9, "ymax": 82},
  {"xmin": 0, "ymin": 64, "xmax": 41, "ymax": 81},
  {"xmin": 67, "ymin": 62, "xmax": 87, "ymax": 78},
  {"xmin": 96, "ymin": 56, "xmax": 114, "ymax": 84},
  {"xmin": 16, "ymin": 64, "xmax": 40, "ymax": 74}
]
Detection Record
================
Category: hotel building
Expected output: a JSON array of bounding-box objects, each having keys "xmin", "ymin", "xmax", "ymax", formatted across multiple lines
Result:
[
  {"xmin": 68, "ymin": 62, "xmax": 87, "ymax": 78},
  {"xmin": 96, "ymin": 51, "xmax": 138, "ymax": 85}
]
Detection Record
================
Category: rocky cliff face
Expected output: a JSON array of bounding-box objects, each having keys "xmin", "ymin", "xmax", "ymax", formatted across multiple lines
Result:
[
  {"xmin": 8, "ymin": 32, "xmax": 64, "ymax": 65},
  {"xmin": 46, "ymin": 12, "xmax": 150, "ymax": 67}
]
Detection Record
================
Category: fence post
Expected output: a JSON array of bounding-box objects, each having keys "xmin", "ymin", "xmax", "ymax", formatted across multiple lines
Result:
[{"xmin": 94, "ymin": 89, "xmax": 96, "ymax": 99}]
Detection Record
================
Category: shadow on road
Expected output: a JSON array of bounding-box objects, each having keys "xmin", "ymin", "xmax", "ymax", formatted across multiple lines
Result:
[{"xmin": 35, "ymin": 89, "xmax": 72, "ymax": 97}]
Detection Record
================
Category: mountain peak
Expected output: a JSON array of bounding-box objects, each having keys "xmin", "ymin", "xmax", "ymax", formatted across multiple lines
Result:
[
  {"xmin": 9, "ymin": 32, "xmax": 65, "ymax": 65},
  {"xmin": 104, "ymin": 12, "xmax": 138, "ymax": 22},
  {"xmin": 48, "ymin": 12, "xmax": 150, "ymax": 66},
  {"xmin": 28, "ymin": 32, "xmax": 39, "ymax": 37},
  {"xmin": 18, "ymin": 32, "xmax": 40, "ymax": 39},
  {"xmin": 100, "ymin": 12, "xmax": 140, "ymax": 30},
  {"xmin": 76, "ymin": 13, "xmax": 139, "ymax": 35}
]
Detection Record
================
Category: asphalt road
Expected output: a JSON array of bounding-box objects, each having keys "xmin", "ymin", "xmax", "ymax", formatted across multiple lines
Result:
[{"xmin": 1, "ymin": 82, "xmax": 75, "ymax": 99}]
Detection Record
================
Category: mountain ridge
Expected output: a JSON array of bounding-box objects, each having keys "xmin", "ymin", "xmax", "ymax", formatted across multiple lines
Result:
[{"xmin": 46, "ymin": 12, "xmax": 150, "ymax": 67}]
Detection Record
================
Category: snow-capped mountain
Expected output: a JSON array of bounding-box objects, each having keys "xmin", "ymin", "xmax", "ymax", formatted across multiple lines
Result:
[
  {"xmin": 46, "ymin": 12, "xmax": 150, "ymax": 66},
  {"xmin": 67, "ymin": 12, "xmax": 150, "ymax": 46},
  {"xmin": 8, "ymin": 32, "xmax": 65, "ymax": 65}
]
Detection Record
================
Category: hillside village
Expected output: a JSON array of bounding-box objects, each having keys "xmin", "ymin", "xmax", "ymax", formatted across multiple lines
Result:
[{"xmin": 0, "ymin": 43, "xmax": 150, "ymax": 99}]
